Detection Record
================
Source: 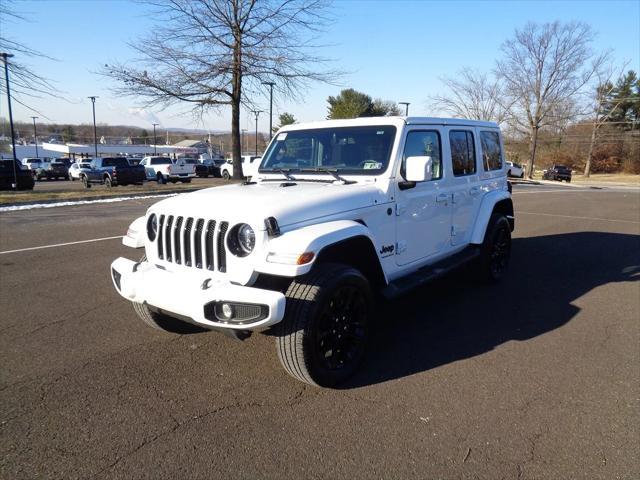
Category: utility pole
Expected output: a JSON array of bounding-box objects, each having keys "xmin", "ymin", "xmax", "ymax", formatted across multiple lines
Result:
[
  {"xmin": 88, "ymin": 96, "xmax": 98, "ymax": 157},
  {"xmin": 262, "ymin": 82, "xmax": 275, "ymax": 139},
  {"xmin": 399, "ymin": 102, "xmax": 410, "ymax": 116},
  {"xmin": 1, "ymin": 52, "xmax": 18, "ymax": 190},
  {"xmin": 241, "ymin": 129, "xmax": 247, "ymax": 154},
  {"xmin": 31, "ymin": 116, "xmax": 39, "ymax": 158},
  {"xmin": 251, "ymin": 110, "xmax": 263, "ymax": 156},
  {"xmin": 152, "ymin": 123, "xmax": 158, "ymax": 155}
]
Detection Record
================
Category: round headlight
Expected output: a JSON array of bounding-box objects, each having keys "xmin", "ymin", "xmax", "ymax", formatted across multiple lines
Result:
[
  {"xmin": 147, "ymin": 213, "xmax": 158, "ymax": 241},
  {"xmin": 238, "ymin": 224, "xmax": 255, "ymax": 254}
]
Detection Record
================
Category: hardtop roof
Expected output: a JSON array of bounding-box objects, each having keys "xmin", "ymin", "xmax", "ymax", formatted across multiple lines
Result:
[{"xmin": 279, "ymin": 116, "xmax": 499, "ymax": 131}]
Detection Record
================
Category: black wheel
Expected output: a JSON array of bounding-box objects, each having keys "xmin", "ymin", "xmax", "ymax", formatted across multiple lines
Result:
[
  {"xmin": 276, "ymin": 263, "xmax": 373, "ymax": 387},
  {"xmin": 71, "ymin": 176, "xmax": 76, "ymax": 182},
  {"xmin": 104, "ymin": 176, "xmax": 112, "ymax": 188},
  {"xmin": 566, "ymin": 178, "xmax": 571, "ymax": 183},
  {"xmin": 82, "ymin": 175, "xmax": 91, "ymax": 188},
  {"xmin": 520, "ymin": 172, "xmax": 524, "ymax": 179},
  {"xmin": 170, "ymin": 179, "xmax": 178, "ymax": 184},
  {"xmin": 222, "ymin": 170, "xmax": 230, "ymax": 180},
  {"xmin": 477, "ymin": 213, "xmax": 511, "ymax": 282},
  {"xmin": 157, "ymin": 173, "xmax": 166, "ymax": 184}
]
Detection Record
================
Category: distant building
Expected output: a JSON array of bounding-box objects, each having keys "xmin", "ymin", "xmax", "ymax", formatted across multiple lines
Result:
[{"xmin": 174, "ymin": 139, "xmax": 210, "ymax": 155}]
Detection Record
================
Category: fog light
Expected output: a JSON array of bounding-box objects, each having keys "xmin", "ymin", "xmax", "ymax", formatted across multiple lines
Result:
[{"xmin": 221, "ymin": 303, "xmax": 234, "ymax": 319}]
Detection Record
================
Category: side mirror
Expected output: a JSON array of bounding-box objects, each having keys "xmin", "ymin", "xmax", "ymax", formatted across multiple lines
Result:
[{"xmin": 405, "ymin": 156, "xmax": 433, "ymax": 182}]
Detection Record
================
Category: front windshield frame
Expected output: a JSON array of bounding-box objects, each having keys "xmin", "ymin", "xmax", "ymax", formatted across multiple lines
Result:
[{"xmin": 258, "ymin": 125, "xmax": 397, "ymax": 176}]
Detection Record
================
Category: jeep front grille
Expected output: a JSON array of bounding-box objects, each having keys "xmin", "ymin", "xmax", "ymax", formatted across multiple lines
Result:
[{"xmin": 156, "ymin": 215, "xmax": 228, "ymax": 272}]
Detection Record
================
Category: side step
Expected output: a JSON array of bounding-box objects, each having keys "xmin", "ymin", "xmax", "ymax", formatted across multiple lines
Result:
[{"xmin": 382, "ymin": 246, "xmax": 480, "ymax": 300}]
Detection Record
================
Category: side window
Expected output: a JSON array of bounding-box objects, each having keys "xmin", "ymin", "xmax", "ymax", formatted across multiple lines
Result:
[
  {"xmin": 401, "ymin": 130, "xmax": 442, "ymax": 180},
  {"xmin": 480, "ymin": 131, "xmax": 502, "ymax": 171},
  {"xmin": 449, "ymin": 130, "xmax": 476, "ymax": 176}
]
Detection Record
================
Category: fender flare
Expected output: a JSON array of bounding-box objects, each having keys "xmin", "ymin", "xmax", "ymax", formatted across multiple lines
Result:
[
  {"xmin": 469, "ymin": 191, "xmax": 513, "ymax": 245},
  {"xmin": 255, "ymin": 219, "xmax": 382, "ymax": 278},
  {"xmin": 122, "ymin": 216, "xmax": 146, "ymax": 248}
]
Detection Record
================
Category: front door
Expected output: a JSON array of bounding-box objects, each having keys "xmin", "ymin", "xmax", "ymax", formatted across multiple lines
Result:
[{"xmin": 395, "ymin": 128, "xmax": 451, "ymax": 266}]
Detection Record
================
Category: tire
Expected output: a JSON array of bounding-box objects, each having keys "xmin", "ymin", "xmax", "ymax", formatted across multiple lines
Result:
[
  {"xmin": 520, "ymin": 172, "xmax": 524, "ymax": 179},
  {"xmin": 132, "ymin": 255, "xmax": 195, "ymax": 332},
  {"xmin": 170, "ymin": 179, "xmax": 178, "ymax": 184},
  {"xmin": 222, "ymin": 170, "xmax": 230, "ymax": 180},
  {"xmin": 566, "ymin": 178, "xmax": 571, "ymax": 183},
  {"xmin": 104, "ymin": 176, "xmax": 112, "ymax": 188},
  {"xmin": 476, "ymin": 213, "xmax": 511, "ymax": 283},
  {"xmin": 276, "ymin": 263, "xmax": 373, "ymax": 387},
  {"xmin": 71, "ymin": 176, "xmax": 76, "ymax": 182},
  {"xmin": 157, "ymin": 173, "xmax": 166, "ymax": 184},
  {"xmin": 82, "ymin": 175, "xmax": 91, "ymax": 189}
]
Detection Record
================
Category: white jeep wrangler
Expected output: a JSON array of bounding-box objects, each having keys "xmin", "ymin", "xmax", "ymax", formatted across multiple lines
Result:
[{"xmin": 111, "ymin": 117, "xmax": 514, "ymax": 387}]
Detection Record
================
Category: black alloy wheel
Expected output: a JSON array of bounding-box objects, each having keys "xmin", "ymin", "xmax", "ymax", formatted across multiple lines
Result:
[{"xmin": 489, "ymin": 221, "xmax": 510, "ymax": 279}]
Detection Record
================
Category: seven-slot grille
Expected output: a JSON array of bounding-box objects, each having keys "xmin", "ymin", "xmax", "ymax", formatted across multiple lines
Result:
[{"xmin": 156, "ymin": 214, "xmax": 229, "ymax": 272}]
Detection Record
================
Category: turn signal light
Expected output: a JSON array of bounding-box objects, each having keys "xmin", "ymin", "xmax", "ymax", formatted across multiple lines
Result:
[{"xmin": 296, "ymin": 252, "xmax": 315, "ymax": 265}]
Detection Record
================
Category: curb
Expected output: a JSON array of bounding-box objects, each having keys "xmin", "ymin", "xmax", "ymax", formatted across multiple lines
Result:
[{"xmin": 0, "ymin": 187, "xmax": 201, "ymax": 208}]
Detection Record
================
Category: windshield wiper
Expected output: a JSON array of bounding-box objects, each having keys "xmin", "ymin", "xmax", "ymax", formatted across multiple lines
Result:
[
  {"xmin": 278, "ymin": 169, "xmax": 296, "ymax": 181},
  {"xmin": 300, "ymin": 168, "xmax": 356, "ymax": 184}
]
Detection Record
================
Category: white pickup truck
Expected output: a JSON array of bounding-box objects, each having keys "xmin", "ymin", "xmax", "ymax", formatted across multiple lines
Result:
[
  {"xmin": 220, "ymin": 155, "xmax": 261, "ymax": 180},
  {"xmin": 112, "ymin": 117, "xmax": 514, "ymax": 387},
  {"xmin": 140, "ymin": 156, "xmax": 196, "ymax": 184}
]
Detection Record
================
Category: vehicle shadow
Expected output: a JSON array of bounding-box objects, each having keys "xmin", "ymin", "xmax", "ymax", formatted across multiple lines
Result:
[{"xmin": 342, "ymin": 231, "xmax": 640, "ymax": 389}]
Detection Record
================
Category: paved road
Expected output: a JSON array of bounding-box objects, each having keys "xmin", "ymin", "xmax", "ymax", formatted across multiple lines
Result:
[{"xmin": 1, "ymin": 184, "xmax": 639, "ymax": 479}]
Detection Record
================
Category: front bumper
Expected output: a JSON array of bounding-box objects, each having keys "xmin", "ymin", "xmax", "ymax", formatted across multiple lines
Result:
[{"xmin": 111, "ymin": 257, "xmax": 286, "ymax": 331}]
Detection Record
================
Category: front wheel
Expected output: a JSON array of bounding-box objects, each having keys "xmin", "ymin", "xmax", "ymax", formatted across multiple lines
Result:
[
  {"xmin": 276, "ymin": 263, "xmax": 373, "ymax": 387},
  {"xmin": 476, "ymin": 213, "xmax": 511, "ymax": 282},
  {"xmin": 82, "ymin": 175, "xmax": 91, "ymax": 188},
  {"xmin": 222, "ymin": 170, "xmax": 230, "ymax": 180},
  {"xmin": 104, "ymin": 176, "xmax": 112, "ymax": 188}
]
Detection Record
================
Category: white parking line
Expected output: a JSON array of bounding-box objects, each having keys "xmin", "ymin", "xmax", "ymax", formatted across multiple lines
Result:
[
  {"xmin": 0, "ymin": 235, "xmax": 123, "ymax": 255},
  {"xmin": 519, "ymin": 211, "xmax": 640, "ymax": 225}
]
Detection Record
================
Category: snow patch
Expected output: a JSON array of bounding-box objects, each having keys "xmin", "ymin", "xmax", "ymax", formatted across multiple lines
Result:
[{"xmin": 0, "ymin": 193, "xmax": 178, "ymax": 212}]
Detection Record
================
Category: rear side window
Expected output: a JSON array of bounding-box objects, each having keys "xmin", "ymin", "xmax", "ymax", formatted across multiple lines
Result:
[
  {"xmin": 480, "ymin": 131, "xmax": 502, "ymax": 171},
  {"xmin": 151, "ymin": 158, "xmax": 172, "ymax": 165},
  {"xmin": 449, "ymin": 130, "xmax": 476, "ymax": 176},
  {"xmin": 102, "ymin": 158, "xmax": 129, "ymax": 167},
  {"xmin": 401, "ymin": 130, "xmax": 442, "ymax": 180}
]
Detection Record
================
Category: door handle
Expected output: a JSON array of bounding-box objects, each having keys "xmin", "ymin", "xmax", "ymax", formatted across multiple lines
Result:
[{"xmin": 436, "ymin": 193, "xmax": 449, "ymax": 204}]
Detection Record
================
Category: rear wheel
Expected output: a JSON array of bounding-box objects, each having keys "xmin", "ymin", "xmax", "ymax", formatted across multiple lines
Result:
[
  {"xmin": 157, "ymin": 173, "xmax": 166, "ymax": 184},
  {"xmin": 276, "ymin": 263, "xmax": 373, "ymax": 387},
  {"xmin": 476, "ymin": 213, "xmax": 511, "ymax": 282}
]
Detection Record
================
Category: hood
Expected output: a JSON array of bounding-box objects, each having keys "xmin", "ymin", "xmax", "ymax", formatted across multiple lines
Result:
[{"xmin": 149, "ymin": 180, "xmax": 388, "ymax": 229}]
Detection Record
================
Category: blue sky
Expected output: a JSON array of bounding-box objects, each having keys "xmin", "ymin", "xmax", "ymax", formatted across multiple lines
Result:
[{"xmin": 2, "ymin": 0, "xmax": 639, "ymax": 133}]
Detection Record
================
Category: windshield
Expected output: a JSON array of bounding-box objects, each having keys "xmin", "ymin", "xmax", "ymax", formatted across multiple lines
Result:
[
  {"xmin": 259, "ymin": 125, "xmax": 397, "ymax": 175},
  {"xmin": 102, "ymin": 158, "xmax": 129, "ymax": 167}
]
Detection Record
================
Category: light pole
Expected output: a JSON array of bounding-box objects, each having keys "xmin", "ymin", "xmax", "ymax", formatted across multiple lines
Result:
[
  {"xmin": 262, "ymin": 81, "xmax": 275, "ymax": 139},
  {"xmin": 399, "ymin": 102, "xmax": 410, "ymax": 116},
  {"xmin": 251, "ymin": 110, "xmax": 263, "ymax": 156},
  {"xmin": 88, "ymin": 96, "xmax": 98, "ymax": 157},
  {"xmin": 241, "ymin": 129, "xmax": 247, "ymax": 154},
  {"xmin": 1, "ymin": 52, "xmax": 18, "ymax": 190},
  {"xmin": 152, "ymin": 123, "xmax": 158, "ymax": 154},
  {"xmin": 30, "ymin": 116, "xmax": 39, "ymax": 158}
]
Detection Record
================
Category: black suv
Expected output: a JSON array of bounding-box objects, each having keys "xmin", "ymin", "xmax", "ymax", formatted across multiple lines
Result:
[
  {"xmin": 543, "ymin": 165, "xmax": 572, "ymax": 182},
  {"xmin": 0, "ymin": 159, "xmax": 35, "ymax": 190}
]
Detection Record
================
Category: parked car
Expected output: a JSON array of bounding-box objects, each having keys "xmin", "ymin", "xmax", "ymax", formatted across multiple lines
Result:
[
  {"xmin": 35, "ymin": 161, "xmax": 69, "ymax": 181},
  {"xmin": 140, "ymin": 156, "xmax": 196, "ymax": 184},
  {"xmin": 111, "ymin": 116, "xmax": 514, "ymax": 387},
  {"xmin": 542, "ymin": 165, "xmax": 572, "ymax": 182},
  {"xmin": 0, "ymin": 159, "xmax": 35, "ymax": 190},
  {"xmin": 55, "ymin": 157, "xmax": 73, "ymax": 169},
  {"xmin": 68, "ymin": 162, "xmax": 92, "ymax": 181},
  {"xmin": 220, "ymin": 155, "xmax": 261, "ymax": 180},
  {"xmin": 21, "ymin": 157, "xmax": 44, "ymax": 174},
  {"xmin": 81, "ymin": 157, "xmax": 146, "ymax": 188},
  {"xmin": 198, "ymin": 158, "xmax": 225, "ymax": 177},
  {"xmin": 180, "ymin": 158, "xmax": 208, "ymax": 178},
  {"xmin": 506, "ymin": 161, "xmax": 524, "ymax": 178}
]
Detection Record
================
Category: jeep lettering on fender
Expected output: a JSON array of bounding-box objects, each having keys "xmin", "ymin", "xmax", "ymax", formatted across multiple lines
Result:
[{"xmin": 111, "ymin": 117, "xmax": 514, "ymax": 387}]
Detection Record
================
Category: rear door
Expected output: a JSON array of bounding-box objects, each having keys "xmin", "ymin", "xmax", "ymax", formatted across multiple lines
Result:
[{"xmin": 446, "ymin": 128, "xmax": 482, "ymax": 246}]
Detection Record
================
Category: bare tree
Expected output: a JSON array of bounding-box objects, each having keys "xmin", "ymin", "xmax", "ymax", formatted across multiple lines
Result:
[
  {"xmin": 0, "ymin": 1, "xmax": 58, "ymax": 117},
  {"xmin": 103, "ymin": 0, "xmax": 337, "ymax": 179},
  {"xmin": 583, "ymin": 62, "xmax": 630, "ymax": 177},
  {"xmin": 429, "ymin": 68, "xmax": 508, "ymax": 123},
  {"xmin": 497, "ymin": 21, "xmax": 604, "ymax": 178}
]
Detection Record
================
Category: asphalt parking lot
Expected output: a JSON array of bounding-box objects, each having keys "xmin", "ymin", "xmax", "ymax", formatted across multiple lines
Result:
[{"xmin": 0, "ymin": 183, "xmax": 638, "ymax": 479}]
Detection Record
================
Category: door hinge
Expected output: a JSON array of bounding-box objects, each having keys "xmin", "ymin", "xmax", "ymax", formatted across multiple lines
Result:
[
  {"xmin": 450, "ymin": 225, "xmax": 457, "ymax": 237},
  {"xmin": 396, "ymin": 241, "xmax": 407, "ymax": 254},
  {"xmin": 395, "ymin": 203, "xmax": 406, "ymax": 216}
]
